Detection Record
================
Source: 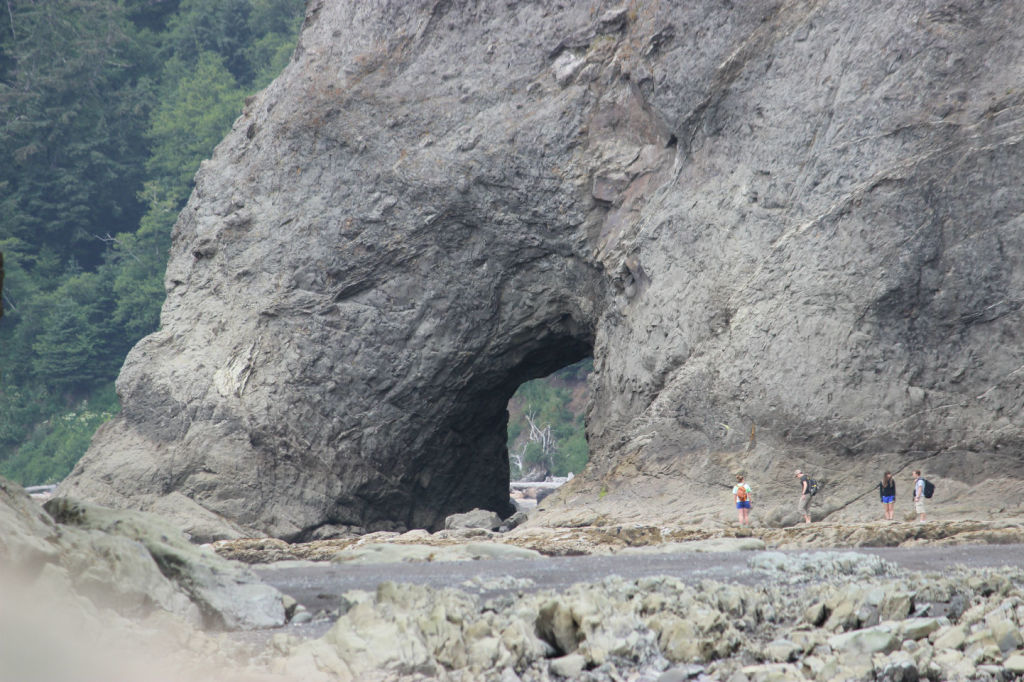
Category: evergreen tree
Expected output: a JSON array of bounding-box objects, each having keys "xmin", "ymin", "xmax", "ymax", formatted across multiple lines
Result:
[
  {"xmin": 30, "ymin": 266, "xmax": 125, "ymax": 393},
  {"xmin": 146, "ymin": 52, "xmax": 246, "ymax": 199},
  {"xmin": 111, "ymin": 204, "xmax": 174, "ymax": 340},
  {"xmin": 0, "ymin": 0, "xmax": 304, "ymax": 485},
  {"xmin": 0, "ymin": 0, "xmax": 156, "ymax": 270}
]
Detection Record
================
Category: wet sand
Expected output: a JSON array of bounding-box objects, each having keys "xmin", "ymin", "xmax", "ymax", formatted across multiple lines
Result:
[{"xmin": 254, "ymin": 543, "xmax": 1024, "ymax": 617}]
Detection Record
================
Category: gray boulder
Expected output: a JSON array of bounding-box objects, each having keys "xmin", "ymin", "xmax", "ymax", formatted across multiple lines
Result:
[
  {"xmin": 549, "ymin": 653, "xmax": 586, "ymax": 678},
  {"xmin": 445, "ymin": 508, "xmax": 504, "ymax": 531},
  {"xmin": 0, "ymin": 477, "xmax": 61, "ymax": 573},
  {"xmin": 1005, "ymin": 654, "xmax": 1024, "ymax": 675},
  {"xmin": 828, "ymin": 625, "xmax": 900, "ymax": 655},
  {"xmin": 44, "ymin": 497, "xmax": 285, "ymax": 630},
  {"xmin": 502, "ymin": 510, "xmax": 531, "ymax": 531}
]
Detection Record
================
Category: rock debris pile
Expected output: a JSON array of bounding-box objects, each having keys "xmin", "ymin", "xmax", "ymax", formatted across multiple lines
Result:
[
  {"xmin": 259, "ymin": 552, "xmax": 1024, "ymax": 681},
  {"xmin": 212, "ymin": 517, "xmax": 1024, "ymax": 565}
]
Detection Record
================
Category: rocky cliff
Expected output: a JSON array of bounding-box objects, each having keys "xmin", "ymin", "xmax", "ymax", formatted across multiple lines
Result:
[{"xmin": 61, "ymin": 0, "xmax": 1024, "ymax": 540}]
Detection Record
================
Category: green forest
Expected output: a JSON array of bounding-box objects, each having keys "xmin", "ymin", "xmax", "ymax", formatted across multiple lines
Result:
[
  {"xmin": 0, "ymin": 0, "xmax": 590, "ymax": 487},
  {"xmin": 0, "ymin": 0, "xmax": 305, "ymax": 484},
  {"xmin": 506, "ymin": 359, "xmax": 591, "ymax": 480}
]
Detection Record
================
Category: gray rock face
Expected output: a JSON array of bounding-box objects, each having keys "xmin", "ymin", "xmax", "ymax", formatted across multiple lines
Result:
[
  {"xmin": 0, "ymin": 477, "xmax": 61, "ymax": 572},
  {"xmin": 44, "ymin": 497, "xmax": 285, "ymax": 629},
  {"xmin": 61, "ymin": 0, "xmax": 1024, "ymax": 538},
  {"xmin": 0, "ymin": 477, "xmax": 288, "ymax": 630}
]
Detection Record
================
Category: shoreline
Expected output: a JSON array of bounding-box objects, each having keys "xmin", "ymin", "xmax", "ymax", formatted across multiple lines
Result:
[{"xmin": 213, "ymin": 517, "xmax": 1024, "ymax": 565}]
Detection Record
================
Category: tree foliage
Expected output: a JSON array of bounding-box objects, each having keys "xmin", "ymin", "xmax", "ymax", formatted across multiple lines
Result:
[
  {"xmin": 507, "ymin": 359, "xmax": 592, "ymax": 479},
  {"xmin": 0, "ymin": 383, "xmax": 119, "ymax": 484},
  {"xmin": 147, "ymin": 52, "xmax": 246, "ymax": 200},
  {"xmin": 0, "ymin": 0, "xmax": 156, "ymax": 271},
  {"xmin": 0, "ymin": 0, "xmax": 304, "ymax": 485}
]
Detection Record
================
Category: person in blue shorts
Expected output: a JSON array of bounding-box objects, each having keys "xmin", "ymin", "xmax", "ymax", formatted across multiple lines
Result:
[
  {"xmin": 879, "ymin": 471, "xmax": 896, "ymax": 521},
  {"xmin": 733, "ymin": 474, "xmax": 752, "ymax": 526}
]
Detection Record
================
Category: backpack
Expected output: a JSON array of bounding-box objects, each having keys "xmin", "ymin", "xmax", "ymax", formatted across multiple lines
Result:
[
  {"xmin": 736, "ymin": 485, "xmax": 748, "ymax": 502},
  {"xmin": 922, "ymin": 479, "xmax": 935, "ymax": 499},
  {"xmin": 806, "ymin": 478, "xmax": 820, "ymax": 496}
]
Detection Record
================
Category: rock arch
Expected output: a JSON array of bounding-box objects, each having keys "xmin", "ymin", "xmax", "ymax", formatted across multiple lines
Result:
[{"xmin": 61, "ymin": 1, "xmax": 1024, "ymax": 538}]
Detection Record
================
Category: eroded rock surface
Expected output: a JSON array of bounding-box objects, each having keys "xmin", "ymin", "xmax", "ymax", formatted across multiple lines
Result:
[
  {"xmin": 266, "ymin": 559, "xmax": 1024, "ymax": 681},
  {"xmin": 61, "ymin": 0, "xmax": 1024, "ymax": 538},
  {"xmin": 0, "ymin": 478, "xmax": 288, "ymax": 632},
  {"xmin": 44, "ymin": 497, "xmax": 287, "ymax": 630}
]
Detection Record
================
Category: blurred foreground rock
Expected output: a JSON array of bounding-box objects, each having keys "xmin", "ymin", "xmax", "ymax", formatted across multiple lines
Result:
[
  {"xmin": 1, "ymin": 477, "xmax": 286, "ymax": 631},
  {"xmin": 44, "ymin": 497, "xmax": 286, "ymax": 630}
]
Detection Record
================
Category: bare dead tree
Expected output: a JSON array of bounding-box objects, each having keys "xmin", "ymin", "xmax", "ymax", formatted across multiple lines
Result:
[
  {"xmin": 524, "ymin": 412, "xmax": 554, "ymax": 453},
  {"xmin": 523, "ymin": 411, "xmax": 557, "ymax": 475},
  {"xmin": 509, "ymin": 441, "xmax": 528, "ymax": 477},
  {"xmin": 91, "ymin": 232, "xmax": 145, "ymax": 265}
]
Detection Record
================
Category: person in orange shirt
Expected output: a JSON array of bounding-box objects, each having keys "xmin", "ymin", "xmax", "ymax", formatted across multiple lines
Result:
[{"xmin": 733, "ymin": 474, "xmax": 752, "ymax": 526}]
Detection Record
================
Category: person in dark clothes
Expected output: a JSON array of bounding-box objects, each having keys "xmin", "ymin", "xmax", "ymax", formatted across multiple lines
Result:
[
  {"xmin": 795, "ymin": 469, "xmax": 812, "ymax": 523},
  {"xmin": 879, "ymin": 471, "xmax": 896, "ymax": 521}
]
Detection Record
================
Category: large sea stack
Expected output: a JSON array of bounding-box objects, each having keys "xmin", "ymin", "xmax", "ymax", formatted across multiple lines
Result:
[{"xmin": 61, "ymin": 0, "xmax": 1024, "ymax": 540}]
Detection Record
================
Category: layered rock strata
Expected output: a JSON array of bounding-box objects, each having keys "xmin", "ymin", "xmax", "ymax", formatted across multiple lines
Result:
[{"xmin": 61, "ymin": 0, "xmax": 1024, "ymax": 538}]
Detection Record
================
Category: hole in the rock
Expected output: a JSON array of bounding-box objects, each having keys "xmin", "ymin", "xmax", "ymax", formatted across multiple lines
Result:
[{"xmin": 506, "ymin": 357, "xmax": 592, "ymax": 508}]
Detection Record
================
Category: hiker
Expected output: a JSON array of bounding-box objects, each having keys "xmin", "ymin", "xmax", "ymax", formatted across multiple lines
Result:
[
  {"xmin": 879, "ymin": 471, "xmax": 896, "ymax": 521},
  {"xmin": 795, "ymin": 469, "xmax": 812, "ymax": 523},
  {"xmin": 733, "ymin": 474, "xmax": 752, "ymax": 526},
  {"xmin": 913, "ymin": 469, "xmax": 926, "ymax": 522}
]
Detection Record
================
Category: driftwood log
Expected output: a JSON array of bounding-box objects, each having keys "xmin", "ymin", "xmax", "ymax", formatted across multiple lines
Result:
[{"xmin": 509, "ymin": 481, "xmax": 565, "ymax": 492}]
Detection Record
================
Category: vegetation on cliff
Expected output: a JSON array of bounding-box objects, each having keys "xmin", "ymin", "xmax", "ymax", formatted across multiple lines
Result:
[
  {"xmin": 0, "ymin": 0, "xmax": 304, "ymax": 484},
  {"xmin": 507, "ymin": 359, "xmax": 591, "ymax": 480}
]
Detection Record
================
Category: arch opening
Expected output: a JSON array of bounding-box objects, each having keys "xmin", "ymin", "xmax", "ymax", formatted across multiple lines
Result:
[
  {"xmin": 399, "ymin": 331, "xmax": 594, "ymax": 532},
  {"xmin": 506, "ymin": 357, "xmax": 593, "ymax": 485}
]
